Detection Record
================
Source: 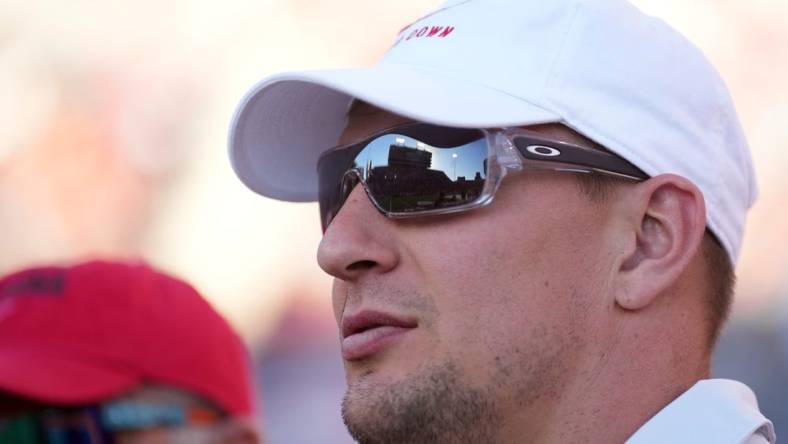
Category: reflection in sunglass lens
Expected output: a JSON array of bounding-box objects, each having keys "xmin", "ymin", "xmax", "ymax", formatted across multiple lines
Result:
[
  {"xmin": 362, "ymin": 134, "xmax": 487, "ymax": 213},
  {"xmin": 318, "ymin": 126, "xmax": 488, "ymax": 229}
]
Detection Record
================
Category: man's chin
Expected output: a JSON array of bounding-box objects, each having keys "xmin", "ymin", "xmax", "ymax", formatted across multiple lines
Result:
[{"xmin": 340, "ymin": 361, "xmax": 500, "ymax": 444}]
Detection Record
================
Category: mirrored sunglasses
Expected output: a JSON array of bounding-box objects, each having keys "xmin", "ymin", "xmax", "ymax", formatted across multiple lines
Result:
[{"xmin": 317, "ymin": 122, "xmax": 647, "ymax": 231}]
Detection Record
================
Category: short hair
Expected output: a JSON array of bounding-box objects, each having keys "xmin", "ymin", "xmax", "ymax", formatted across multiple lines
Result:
[{"xmin": 574, "ymin": 173, "xmax": 734, "ymax": 347}]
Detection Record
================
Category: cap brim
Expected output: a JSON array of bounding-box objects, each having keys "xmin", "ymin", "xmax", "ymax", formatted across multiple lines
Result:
[
  {"xmin": 229, "ymin": 63, "xmax": 560, "ymax": 201},
  {"xmin": 0, "ymin": 347, "xmax": 138, "ymax": 405}
]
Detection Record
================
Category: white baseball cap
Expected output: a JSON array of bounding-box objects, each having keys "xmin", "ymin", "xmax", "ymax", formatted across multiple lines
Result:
[{"xmin": 229, "ymin": 0, "xmax": 757, "ymax": 263}]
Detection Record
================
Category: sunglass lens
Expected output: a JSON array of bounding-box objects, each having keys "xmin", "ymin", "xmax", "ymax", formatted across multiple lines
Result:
[
  {"xmin": 362, "ymin": 134, "xmax": 487, "ymax": 214},
  {"xmin": 319, "ymin": 126, "xmax": 487, "ymax": 229}
]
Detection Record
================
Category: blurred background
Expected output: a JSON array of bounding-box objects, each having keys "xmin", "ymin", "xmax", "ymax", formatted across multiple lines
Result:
[{"xmin": 1, "ymin": 0, "xmax": 786, "ymax": 442}]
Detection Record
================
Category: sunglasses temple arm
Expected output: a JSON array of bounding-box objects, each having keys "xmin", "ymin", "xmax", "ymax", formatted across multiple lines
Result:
[{"xmin": 513, "ymin": 136, "xmax": 648, "ymax": 180}]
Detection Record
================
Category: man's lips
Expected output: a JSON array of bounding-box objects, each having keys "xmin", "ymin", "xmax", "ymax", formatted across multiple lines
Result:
[{"xmin": 341, "ymin": 310, "xmax": 417, "ymax": 361}]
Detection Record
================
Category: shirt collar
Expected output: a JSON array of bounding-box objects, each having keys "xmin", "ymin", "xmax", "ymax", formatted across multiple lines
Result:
[{"xmin": 626, "ymin": 379, "xmax": 775, "ymax": 444}]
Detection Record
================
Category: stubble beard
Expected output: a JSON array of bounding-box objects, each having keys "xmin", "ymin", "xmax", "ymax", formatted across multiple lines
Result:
[{"xmin": 341, "ymin": 360, "xmax": 503, "ymax": 444}]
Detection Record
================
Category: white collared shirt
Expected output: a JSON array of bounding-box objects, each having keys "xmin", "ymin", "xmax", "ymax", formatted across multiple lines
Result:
[{"xmin": 626, "ymin": 379, "xmax": 776, "ymax": 444}]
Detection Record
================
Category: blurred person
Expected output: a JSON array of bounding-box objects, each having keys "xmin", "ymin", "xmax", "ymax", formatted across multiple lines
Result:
[
  {"xmin": 0, "ymin": 260, "xmax": 260, "ymax": 443},
  {"xmin": 228, "ymin": 0, "xmax": 775, "ymax": 443}
]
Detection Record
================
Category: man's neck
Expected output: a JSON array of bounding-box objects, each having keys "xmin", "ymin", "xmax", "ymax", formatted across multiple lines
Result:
[{"xmin": 498, "ymin": 330, "xmax": 711, "ymax": 443}]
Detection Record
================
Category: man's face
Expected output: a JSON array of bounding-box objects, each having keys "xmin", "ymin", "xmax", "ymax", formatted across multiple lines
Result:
[{"xmin": 317, "ymin": 105, "xmax": 622, "ymax": 443}]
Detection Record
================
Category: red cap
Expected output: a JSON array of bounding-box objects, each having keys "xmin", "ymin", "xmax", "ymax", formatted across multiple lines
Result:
[{"xmin": 0, "ymin": 260, "xmax": 255, "ymax": 416}]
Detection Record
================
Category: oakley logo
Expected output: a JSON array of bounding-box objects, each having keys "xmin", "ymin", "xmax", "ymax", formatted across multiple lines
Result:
[{"xmin": 526, "ymin": 145, "xmax": 562, "ymax": 157}]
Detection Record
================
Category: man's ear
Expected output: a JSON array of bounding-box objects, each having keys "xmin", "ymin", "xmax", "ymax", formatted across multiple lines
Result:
[{"xmin": 615, "ymin": 174, "xmax": 706, "ymax": 310}]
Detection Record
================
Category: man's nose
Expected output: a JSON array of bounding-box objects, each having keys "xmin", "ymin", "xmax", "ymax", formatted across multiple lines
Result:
[{"xmin": 317, "ymin": 185, "xmax": 399, "ymax": 281}]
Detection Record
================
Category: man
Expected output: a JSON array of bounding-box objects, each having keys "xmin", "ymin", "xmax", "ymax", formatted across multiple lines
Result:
[
  {"xmin": 228, "ymin": 0, "xmax": 775, "ymax": 443},
  {"xmin": 0, "ymin": 260, "xmax": 260, "ymax": 443}
]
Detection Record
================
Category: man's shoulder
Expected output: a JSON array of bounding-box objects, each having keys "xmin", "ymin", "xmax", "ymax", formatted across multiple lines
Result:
[{"xmin": 626, "ymin": 379, "xmax": 776, "ymax": 444}]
